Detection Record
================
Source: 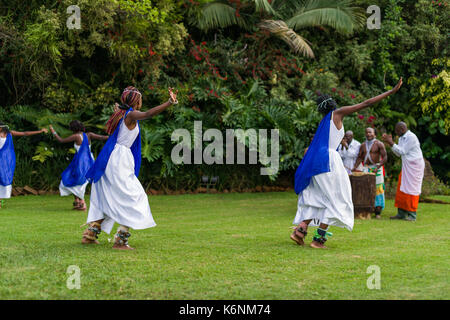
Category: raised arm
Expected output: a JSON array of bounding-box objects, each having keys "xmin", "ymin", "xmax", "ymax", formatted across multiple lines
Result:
[
  {"xmin": 10, "ymin": 128, "xmax": 47, "ymax": 137},
  {"xmin": 49, "ymin": 125, "xmax": 82, "ymax": 145},
  {"xmin": 87, "ymin": 132, "xmax": 109, "ymax": 142},
  {"xmin": 126, "ymin": 88, "xmax": 178, "ymax": 122},
  {"xmin": 382, "ymin": 133, "xmax": 405, "ymax": 157},
  {"xmin": 127, "ymin": 101, "xmax": 173, "ymax": 121},
  {"xmin": 334, "ymin": 78, "xmax": 403, "ymax": 124}
]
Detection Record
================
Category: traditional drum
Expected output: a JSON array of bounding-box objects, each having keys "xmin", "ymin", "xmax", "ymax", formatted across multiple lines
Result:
[{"xmin": 350, "ymin": 172, "xmax": 376, "ymax": 219}]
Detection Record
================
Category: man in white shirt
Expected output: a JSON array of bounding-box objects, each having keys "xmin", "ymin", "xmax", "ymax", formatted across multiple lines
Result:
[
  {"xmin": 338, "ymin": 131, "xmax": 361, "ymax": 174},
  {"xmin": 382, "ymin": 122, "xmax": 425, "ymax": 221}
]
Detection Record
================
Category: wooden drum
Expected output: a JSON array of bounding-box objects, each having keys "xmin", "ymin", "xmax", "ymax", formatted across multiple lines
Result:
[{"xmin": 350, "ymin": 172, "xmax": 376, "ymax": 220}]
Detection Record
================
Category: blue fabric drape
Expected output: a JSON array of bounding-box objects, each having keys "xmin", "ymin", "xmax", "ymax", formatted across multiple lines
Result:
[
  {"xmin": 294, "ymin": 111, "xmax": 333, "ymax": 195},
  {"xmin": 86, "ymin": 109, "xmax": 141, "ymax": 183},
  {"xmin": 0, "ymin": 133, "xmax": 16, "ymax": 186},
  {"xmin": 61, "ymin": 133, "xmax": 94, "ymax": 187}
]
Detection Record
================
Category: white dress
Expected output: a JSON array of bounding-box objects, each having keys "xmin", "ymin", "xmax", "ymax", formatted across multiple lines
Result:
[
  {"xmin": 86, "ymin": 120, "xmax": 156, "ymax": 234},
  {"xmin": 0, "ymin": 137, "xmax": 12, "ymax": 199},
  {"xmin": 59, "ymin": 134, "xmax": 92, "ymax": 200},
  {"xmin": 294, "ymin": 114, "xmax": 354, "ymax": 231}
]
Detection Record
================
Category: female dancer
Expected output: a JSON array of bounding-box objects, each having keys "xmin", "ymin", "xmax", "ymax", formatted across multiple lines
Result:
[
  {"xmin": 49, "ymin": 121, "xmax": 108, "ymax": 210},
  {"xmin": 82, "ymin": 86, "xmax": 178, "ymax": 250},
  {"xmin": 291, "ymin": 78, "xmax": 403, "ymax": 248},
  {"xmin": 0, "ymin": 122, "xmax": 47, "ymax": 208}
]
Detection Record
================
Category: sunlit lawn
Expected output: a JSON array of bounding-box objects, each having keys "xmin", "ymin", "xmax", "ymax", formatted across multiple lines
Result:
[{"xmin": 0, "ymin": 193, "xmax": 448, "ymax": 300}]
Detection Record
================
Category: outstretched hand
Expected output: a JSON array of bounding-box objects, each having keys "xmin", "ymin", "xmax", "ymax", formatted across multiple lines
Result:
[
  {"xmin": 382, "ymin": 133, "xmax": 394, "ymax": 146},
  {"xmin": 41, "ymin": 128, "xmax": 48, "ymax": 134},
  {"xmin": 169, "ymin": 87, "xmax": 179, "ymax": 105},
  {"xmin": 391, "ymin": 77, "xmax": 403, "ymax": 94}
]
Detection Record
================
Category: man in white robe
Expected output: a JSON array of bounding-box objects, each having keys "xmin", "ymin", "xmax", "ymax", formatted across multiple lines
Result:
[
  {"xmin": 338, "ymin": 131, "xmax": 361, "ymax": 174},
  {"xmin": 382, "ymin": 122, "xmax": 425, "ymax": 221}
]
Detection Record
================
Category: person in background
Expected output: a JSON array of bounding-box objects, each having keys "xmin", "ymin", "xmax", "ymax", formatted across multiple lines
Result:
[
  {"xmin": 353, "ymin": 127, "xmax": 387, "ymax": 219},
  {"xmin": 49, "ymin": 121, "xmax": 108, "ymax": 210},
  {"xmin": 0, "ymin": 123, "xmax": 47, "ymax": 208},
  {"xmin": 338, "ymin": 130, "xmax": 361, "ymax": 174},
  {"xmin": 382, "ymin": 122, "xmax": 425, "ymax": 221}
]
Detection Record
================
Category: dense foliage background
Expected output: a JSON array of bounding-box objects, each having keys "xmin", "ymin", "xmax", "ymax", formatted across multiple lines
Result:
[{"xmin": 0, "ymin": 0, "xmax": 448, "ymax": 192}]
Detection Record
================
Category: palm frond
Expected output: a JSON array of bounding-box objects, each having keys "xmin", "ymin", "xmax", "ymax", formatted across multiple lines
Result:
[
  {"xmin": 252, "ymin": 0, "xmax": 277, "ymax": 16},
  {"xmin": 258, "ymin": 20, "xmax": 314, "ymax": 58},
  {"xmin": 270, "ymin": 0, "xmax": 305, "ymax": 17},
  {"xmin": 287, "ymin": 0, "xmax": 365, "ymax": 35},
  {"xmin": 197, "ymin": 1, "xmax": 246, "ymax": 31},
  {"xmin": 12, "ymin": 105, "xmax": 75, "ymax": 135}
]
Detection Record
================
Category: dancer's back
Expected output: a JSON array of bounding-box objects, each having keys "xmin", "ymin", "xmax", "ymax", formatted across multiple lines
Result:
[{"xmin": 117, "ymin": 119, "xmax": 139, "ymax": 148}]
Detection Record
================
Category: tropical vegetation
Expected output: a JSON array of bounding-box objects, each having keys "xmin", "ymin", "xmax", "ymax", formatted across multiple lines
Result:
[{"xmin": 0, "ymin": 0, "xmax": 449, "ymax": 191}]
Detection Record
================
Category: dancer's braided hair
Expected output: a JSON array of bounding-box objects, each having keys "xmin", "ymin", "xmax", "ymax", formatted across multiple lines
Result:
[
  {"xmin": 0, "ymin": 122, "xmax": 10, "ymax": 134},
  {"xmin": 316, "ymin": 94, "xmax": 338, "ymax": 115},
  {"xmin": 69, "ymin": 120, "xmax": 85, "ymax": 133},
  {"xmin": 105, "ymin": 86, "xmax": 142, "ymax": 135}
]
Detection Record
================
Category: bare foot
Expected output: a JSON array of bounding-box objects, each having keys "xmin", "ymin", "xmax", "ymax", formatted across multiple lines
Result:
[
  {"xmin": 75, "ymin": 201, "xmax": 87, "ymax": 211},
  {"xmin": 81, "ymin": 227, "xmax": 100, "ymax": 244},
  {"xmin": 81, "ymin": 238, "xmax": 99, "ymax": 245},
  {"xmin": 290, "ymin": 232, "xmax": 304, "ymax": 246},
  {"xmin": 290, "ymin": 224, "xmax": 308, "ymax": 246},
  {"xmin": 310, "ymin": 240, "xmax": 327, "ymax": 249}
]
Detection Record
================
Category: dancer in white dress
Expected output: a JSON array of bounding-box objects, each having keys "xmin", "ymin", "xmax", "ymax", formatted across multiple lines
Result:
[
  {"xmin": 82, "ymin": 86, "xmax": 178, "ymax": 250},
  {"xmin": 49, "ymin": 121, "xmax": 108, "ymax": 210},
  {"xmin": 0, "ymin": 122, "xmax": 47, "ymax": 208},
  {"xmin": 291, "ymin": 78, "xmax": 403, "ymax": 248}
]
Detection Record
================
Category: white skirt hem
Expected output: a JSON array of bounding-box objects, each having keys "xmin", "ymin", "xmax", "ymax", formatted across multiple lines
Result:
[
  {"xmin": 59, "ymin": 180, "xmax": 88, "ymax": 199},
  {"xmin": 0, "ymin": 185, "xmax": 12, "ymax": 199},
  {"xmin": 86, "ymin": 144, "xmax": 156, "ymax": 234}
]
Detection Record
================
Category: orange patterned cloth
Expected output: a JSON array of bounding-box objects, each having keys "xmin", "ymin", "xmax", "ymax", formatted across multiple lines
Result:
[{"xmin": 395, "ymin": 171, "xmax": 420, "ymax": 212}]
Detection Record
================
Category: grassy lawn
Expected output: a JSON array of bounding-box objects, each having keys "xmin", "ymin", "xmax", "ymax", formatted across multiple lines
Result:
[
  {"xmin": 425, "ymin": 195, "xmax": 450, "ymax": 202},
  {"xmin": 0, "ymin": 192, "xmax": 448, "ymax": 300}
]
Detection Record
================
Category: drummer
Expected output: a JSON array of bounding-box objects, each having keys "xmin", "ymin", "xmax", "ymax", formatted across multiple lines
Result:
[{"xmin": 352, "ymin": 127, "xmax": 387, "ymax": 219}]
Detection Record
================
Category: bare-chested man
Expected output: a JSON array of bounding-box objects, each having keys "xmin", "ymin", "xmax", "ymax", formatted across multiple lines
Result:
[{"xmin": 353, "ymin": 127, "xmax": 387, "ymax": 218}]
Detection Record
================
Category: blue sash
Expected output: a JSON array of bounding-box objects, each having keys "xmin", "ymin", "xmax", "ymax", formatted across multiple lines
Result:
[
  {"xmin": 61, "ymin": 133, "xmax": 94, "ymax": 187},
  {"xmin": 0, "ymin": 133, "xmax": 16, "ymax": 186},
  {"xmin": 294, "ymin": 111, "xmax": 332, "ymax": 195},
  {"xmin": 86, "ymin": 109, "xmax": 141, "ymax": 183}
]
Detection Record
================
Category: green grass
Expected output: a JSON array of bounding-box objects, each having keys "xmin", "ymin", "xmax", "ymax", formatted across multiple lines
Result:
[
  {"xmin": 425, "ymin": 195, "xmax": 450, "ymax": 202},
  {"xmin": 0, "ymin": 192, "xmax": 449, "ymax": 300}
]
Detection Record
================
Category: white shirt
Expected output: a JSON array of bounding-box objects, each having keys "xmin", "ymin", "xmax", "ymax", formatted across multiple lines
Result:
[
  {"xmin": 392, "ymin": 130, "xmax": 425, "ymax": 195},
  {"xmin": 392, "ymin": 130, "xmax": 423, "ymax": 161},
  {"xmin": 338, "ymin": 139, "xmax": 361, "ymax": 172}
]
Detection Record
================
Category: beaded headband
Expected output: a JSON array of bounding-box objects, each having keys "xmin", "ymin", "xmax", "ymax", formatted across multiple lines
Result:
[
  {"xmin": 123, "ymin": 89, "xmax": 142, "ymax": 96},
  {"xmin": 318, "ymin": 98, "xmax": 333, "ymax": 110}
]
